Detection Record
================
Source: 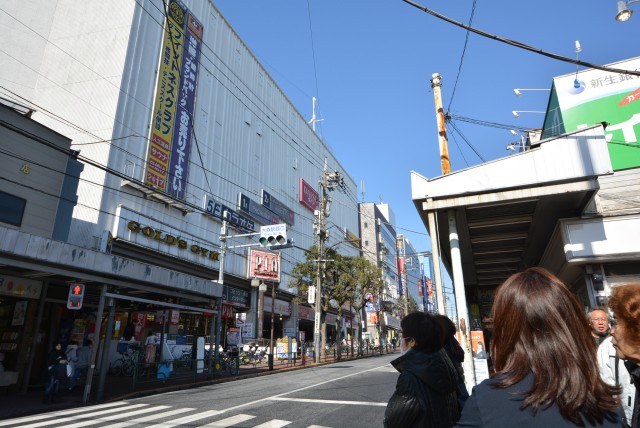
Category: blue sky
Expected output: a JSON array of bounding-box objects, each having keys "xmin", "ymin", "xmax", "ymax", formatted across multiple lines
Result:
[{"xmin": 213, "ymin": 0, "xmax": 639, "ymax": 256}]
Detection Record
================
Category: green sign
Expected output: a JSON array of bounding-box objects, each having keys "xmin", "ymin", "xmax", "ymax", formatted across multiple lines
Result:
[{"xmin": 541, "ymin": 57, "xmax": 640, "ymax": 171}]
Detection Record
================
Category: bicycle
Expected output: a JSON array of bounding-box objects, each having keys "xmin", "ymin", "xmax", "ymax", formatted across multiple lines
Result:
[
  {"xmin": 109, "ymin": 343, "xmax": 143, "ymax": 376},
  {"xmin": 170, "ymin": 345, "xmax": 192, "ymax": 369},
  {"xmin": 215, "ymin": 351, "xmax": 239, "ymax": 376}
]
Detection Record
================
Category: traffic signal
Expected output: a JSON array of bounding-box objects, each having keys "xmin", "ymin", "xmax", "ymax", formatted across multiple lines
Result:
[
  {"xmin": 259, "ymin": 223, "xmax": 287, "ymax": 247},
  {"xmin": 67, "ymin": 283, "xmax": 85, "ymax": 310}
]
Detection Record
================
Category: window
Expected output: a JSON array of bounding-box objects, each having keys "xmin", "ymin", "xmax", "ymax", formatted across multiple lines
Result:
[{"xmin": 0, "ymin": 191, "xmax": 26, "ymax": 226}]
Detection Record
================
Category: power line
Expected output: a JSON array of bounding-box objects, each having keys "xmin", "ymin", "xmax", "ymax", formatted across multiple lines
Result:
[
  {"xmin": 401, "ymin": 0, "xmax": 640, "ymax": 77},
  {"xmin": 447, "ymin": 0, "xmax": 477, "ymax": 112}
]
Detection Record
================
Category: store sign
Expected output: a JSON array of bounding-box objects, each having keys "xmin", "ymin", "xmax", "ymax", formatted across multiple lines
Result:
[
  {"xmin": 221, "ymin": 304, "xmax": 234, "ymax": 319},
  {"xmin": 264, "ymin": 297, "xmax": 291, "ymax": 316},
  {"xmin": 0, "ymin": 276, "xmax": 42, "ymax": 299},
  {"xmin": 223, "ymin": 286, "xmax": 250, "ymax": 308},
  {"xmin": 542, "ymin": 57, "xmax": 640, "ymax": 170},
  {"xmin": 144, "ymin": 0, "xmax": 203, "ymax": 198},
  {"xmin": 262, "ymin": 190, "xmax": 294, "ymax": 225},
  {"xmin": 247, "ymin": 249, "xmax": 281, "ymax": 282},
  {"xmin": 239, "ymin": 193, "xmax": 281, "ymax": 225},
  {"xmin": 299, "ymin": 178, "xmax": 319, "ymax": 211},
  {"xmin": 124, "ymin": 220, "xmax": 219, "ymax": 261},
  {"xmin": 203, "ymin": 194, "xmax": 255, "ymax": 231},
  {"xmin": 297, "ymin": 305, "xmax": 315, "ymax": 321}
]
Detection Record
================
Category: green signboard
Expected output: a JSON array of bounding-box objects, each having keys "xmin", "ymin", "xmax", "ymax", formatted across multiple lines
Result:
[{"xmin": 541, "ymin": 57, "xmax": 640, "ymax": 171}]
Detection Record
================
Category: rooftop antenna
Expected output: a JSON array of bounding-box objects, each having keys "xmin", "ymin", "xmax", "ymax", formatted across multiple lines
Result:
[
  {"xmin": 308, "ymin": 97, "xmax": 324, "ymax": 133},
  {"xmin": 378, "ymin": 193, "xmax": 384, "ymax": 204},
  {"xmin": 360, "ymin": 179, "xmax": 366, "ymax": 202}
]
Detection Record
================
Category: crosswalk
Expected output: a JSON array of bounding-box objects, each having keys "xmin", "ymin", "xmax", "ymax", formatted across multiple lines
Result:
[{"xmin": 0, "ymin": 402, "xmax": 334, "ymax": 428}]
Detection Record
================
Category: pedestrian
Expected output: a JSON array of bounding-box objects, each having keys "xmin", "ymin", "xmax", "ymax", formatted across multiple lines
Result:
[
  {"xmin": 65, "ymin": 341, "xmax": 78, "ymax": 390},
  {"xmin": 43, "ymin": 342, "xmax": 67, "ymax": 403},
  {"xmin": 71, "ymin": 339, "xmax": 92, "ymax": 390},
  {"xmin": 597, "ymin": 335, "xmax": 635, "ymax": 427},
  {"xmin": 384, "ymin": 312, "xmax": 460, "ymax": 428},
  {"xmin": 455, "ymin": 267, "xmax": 621, "ymax": 427},
  {"xmin": 145, "ymin": 331, "xmax": 158, "ymax": 367},
  {"xmin": 590, "ymin": 308, "xmax": 611, "ymax": 345},
  {"xmin": 608, "ymin": 283, "xmax": 640, "ymax": 428},
  {"xmin": 436, "ymin": 315, "xmax": 468, "ymax": 409}
]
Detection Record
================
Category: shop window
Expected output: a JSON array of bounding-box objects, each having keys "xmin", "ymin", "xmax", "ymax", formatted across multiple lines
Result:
[{"xmin": 0, "ymin": 190, "xmax": 26, "ymax": 226}]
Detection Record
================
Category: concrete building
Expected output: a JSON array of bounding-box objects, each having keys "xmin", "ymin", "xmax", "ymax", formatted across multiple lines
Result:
[
  {"xmin": 358, "ymin": 202, "xmax": 401, "ymax": 344},
  {"xmin": 0, "ymin": 0, "xmax": 359, "ymax": 395}
]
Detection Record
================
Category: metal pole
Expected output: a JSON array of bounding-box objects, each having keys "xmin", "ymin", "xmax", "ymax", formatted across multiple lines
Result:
[
  {"xmin": 449, "ymin": 210, "xmax": 476, "ymax": 391},
  {"xmin": 208, "ymin": 300, "xmax": 216, "ymax": 377},
  {"xmin": 82, "ymin": 284, "xmax": 107, "ymax": 403},
  {"xmin": 431, "ymin": 73, "xmax": 450, "ymax": 175},
  {"xmin": 96, "ymin": 298, "xmax": 115, "ymax": 403},
  {"xmin": 428, "ymin": 211, "xmax": 446, "ymax": 315},
  {"xmin": 257, "ymin": 286, "xmax": 265, "ymax": 339},
  {"xmin": 214, "ymin": 212, "xmax": 228, "ymax": 367},
  {"xmin": 269, "ymin": 283, "xmax": 275, "ymax": 370}
]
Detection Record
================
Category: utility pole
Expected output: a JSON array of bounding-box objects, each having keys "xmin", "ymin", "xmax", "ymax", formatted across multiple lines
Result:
[
  {"xmin": 431, "ymin": 72, "xmax": 476, "ymax": 392},
  {"xmin": 313, "ymin": 158, "xmax": 345, "ymax": 364}
]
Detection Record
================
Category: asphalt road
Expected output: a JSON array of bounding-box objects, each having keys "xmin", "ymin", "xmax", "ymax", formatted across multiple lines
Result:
[{"xmin": 0, "ymin": 354, "xmax": 399, "ymax": 428}]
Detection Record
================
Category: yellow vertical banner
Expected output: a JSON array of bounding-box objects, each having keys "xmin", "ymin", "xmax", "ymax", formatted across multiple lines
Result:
[{"xmin": 145, "ymin": 0, "xmax": 186, "ymax": 191}]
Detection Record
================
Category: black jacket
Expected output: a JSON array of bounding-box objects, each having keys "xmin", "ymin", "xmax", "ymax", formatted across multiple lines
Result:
[
  {"xmin": 625, "ymin": 361, "xmax": 640, "ymax": 428},
  {"xmin": 455, "ymin": 372, "xmax": 621, "ymax": 428},
  {"xmin": 384, "ymin": 348, "xmax": 460, "ymax": 428}
]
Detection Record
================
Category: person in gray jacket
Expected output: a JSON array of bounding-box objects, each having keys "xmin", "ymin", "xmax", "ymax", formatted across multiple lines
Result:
[
  {"xmin": 598, "ymin": 335, "xmax": 635, "ymax": 427},
  {"xmin": 70, "ymin": 339, "xmax": 92, "ymax": 390}
]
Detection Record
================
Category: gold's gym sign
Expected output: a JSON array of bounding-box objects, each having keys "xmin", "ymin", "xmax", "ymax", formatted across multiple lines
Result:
[{"xmin": 127, "ymin": 221, "xmax": 219, "ymax": 261}]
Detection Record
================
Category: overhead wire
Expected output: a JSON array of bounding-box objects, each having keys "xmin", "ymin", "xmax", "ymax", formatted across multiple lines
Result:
[
  {"xmin": 446, "ymin": 0, "xmax": 477, "ymax": 112},
  {"xmin": 401, "ymin": 0, "xmax": 640, "ymax": 77}
]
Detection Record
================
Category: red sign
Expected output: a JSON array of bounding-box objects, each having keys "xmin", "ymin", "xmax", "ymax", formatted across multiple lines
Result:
[
  {"xmin": 248, "ymin": 249, "xmax": 281, "ymax": 282},
  {"xmin": 221, "ymin": 304, "xmax": 235, "ymax": 319},
  {"xmin": 299, "ymin": 178, "xmax": 319, "ymax": 211}
]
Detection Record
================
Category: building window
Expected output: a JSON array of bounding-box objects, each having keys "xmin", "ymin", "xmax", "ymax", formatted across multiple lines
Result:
[
  {"xmin": 0, "ymin": 190, "xmax": 26, "ymax": 226},
  {"xmin": 364, "ymin": 222, "xmax": 368, "ymax": 228}
]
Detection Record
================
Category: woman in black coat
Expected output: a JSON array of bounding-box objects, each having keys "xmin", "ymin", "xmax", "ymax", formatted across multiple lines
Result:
[
  {"xmin": 43, "ymin": 342, "xmax": 67, "ymax": 403},
  {"xmin": 384, "ymin": 312, "xmax": 460, "ymax": 428}
]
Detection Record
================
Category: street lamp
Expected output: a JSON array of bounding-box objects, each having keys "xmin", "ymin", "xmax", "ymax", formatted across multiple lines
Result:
[
  {"xmin": 513, "ymin": 88, "xmax": 550, "ymax": 96},
  {"xmin": 616, "ymin": 0, "xmax": 640, "ymax": 21},
  {"xmin": 512, "ymin": 110, "xmax": 545, "ymax": 119},
  {"xmin": 251, "ymin": 278, "xmax": 276, "ymax": 370}
]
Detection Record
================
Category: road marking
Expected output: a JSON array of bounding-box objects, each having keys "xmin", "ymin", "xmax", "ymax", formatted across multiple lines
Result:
[
  {"xmin": 268, "ymin": 397, "xmax": 387, "ymax": 407},
  {"xmin": 145, "ymin": 410, "xmax": 223, "ymax": 428},
  {"xmin": 55, "ymin": 405, "xmax": 171, "ymax": 428},
  {"xmin": 216, "ymin": 363, "xmax": 390, "ymax": 414},
  {"xmin": 100, "ymin": 407, "xmax": 195, "ymax": 428},
  {"xmin": 0, "ymin": 402, "xmax": 129, "ymax": 426},
  {"xmin": 13, "ymin": 404, "xmax": 149, "ymax": 428},
  {"xmin": 200, "ymin": 414, "xmax": 255, "ymax": 427},
  {"xmin": 253, "ymin": 420, "xmax": 291, "ymax": 428},
  {"xmin": 307, "ymin": 426, "xmax": 332, "ymax": 428}
]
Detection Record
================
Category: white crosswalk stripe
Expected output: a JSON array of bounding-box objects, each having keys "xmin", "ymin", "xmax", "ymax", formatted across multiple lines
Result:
[
  {"xmin": 252, "ymin": 420, "xmax": 291, "ymax": 428},
  {"xmin": 200, "ymin": 414, "xmax": 256, "ymax": 427},
  {"xmin": 1, "ymin": 404, "xmax": 337, "ymax": 428},
  {"xmin": 54, "ymin": 405, "xmax": 171, "ymax": 428},
  {"xmin": 100, "ymin": 407, "xmax": 196, "ymax": 428},
  {"xmin": 0, "ymin": 402, "xmax": 129, "ymax": 427},
  {"xmin": 12, "ymin": 404, "xmax": 149, "ymax": 428},
  {"xmin": 144, "ymin": 409, "xmax": 223, "ymax": 428}
]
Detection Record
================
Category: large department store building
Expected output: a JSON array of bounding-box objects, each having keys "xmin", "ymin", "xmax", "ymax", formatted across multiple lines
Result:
[{"xmin": 0, "ymin": 0, "xmax": 360, "ymax": 393}]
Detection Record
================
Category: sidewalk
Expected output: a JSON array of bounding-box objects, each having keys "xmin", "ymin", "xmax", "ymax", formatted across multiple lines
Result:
[{"xmin": 0, "ymin": 350, "xmax": 392, "ymax": 420}]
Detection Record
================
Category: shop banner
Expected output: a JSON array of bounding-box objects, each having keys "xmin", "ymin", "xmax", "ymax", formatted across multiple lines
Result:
[
  {"xmin": 223, "ymin": 286, "xmax": 250, "ymax": 308},
  {"xmin": 299, "ymin": 178, "xmax": 319, "ymax": 211},
  {"xmin": 263, "ymin": 297, "xmax": 291, "ymax": 316},
  {"xmin": 247, "ymin": 249, "xmax": 281, "ymax": 282},
  {"xmin": 297, "ymin": 305, "xmax": 315, "ymax": 321},
  {"xmin": 0, "ymin": 275, "xmax": 42, "ymax": 299}
]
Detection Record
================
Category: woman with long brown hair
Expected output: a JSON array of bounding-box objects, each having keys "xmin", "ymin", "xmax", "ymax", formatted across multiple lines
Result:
[{"xmin": 456, "ymin": 267, "xmax": 621, "ymax": 427}]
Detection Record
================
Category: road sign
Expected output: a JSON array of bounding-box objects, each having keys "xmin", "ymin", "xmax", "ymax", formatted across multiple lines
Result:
[
  {"xmin": 67, "ymin": 283, "xmax": 85, "ymax": 310},
  {"xmin": 259, "ymin": 223, "xmax": 287, "ymax": 247}
]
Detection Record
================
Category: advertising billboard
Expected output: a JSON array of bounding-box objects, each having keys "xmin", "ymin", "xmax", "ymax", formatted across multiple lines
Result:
[
  {"xmin": 542, "ymin": 57, "xmax": 640, "ymax": 170},
  {"xmin": 145, "ymin": 0, "xmax": 203, "ymax": 198}
]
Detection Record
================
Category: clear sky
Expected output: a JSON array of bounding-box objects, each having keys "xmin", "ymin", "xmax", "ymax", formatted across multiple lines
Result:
[{"xmin": 213, "ymin": 0, "xmax": 639, "ymax": 257}]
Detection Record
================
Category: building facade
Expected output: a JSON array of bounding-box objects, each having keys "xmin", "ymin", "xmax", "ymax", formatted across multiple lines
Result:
[{"xmin": 0, "ymin": 0, "xmax": 360, "ymax": 394}]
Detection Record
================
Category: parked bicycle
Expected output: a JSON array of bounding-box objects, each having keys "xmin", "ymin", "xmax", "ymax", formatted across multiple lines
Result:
[
  {"xmin": 109, "ymin": 343, "xmax": 143, "ymax": 376},
  {"xmin": 170, "ymin": 345, "xmax": 192, "ymax": 369}
]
